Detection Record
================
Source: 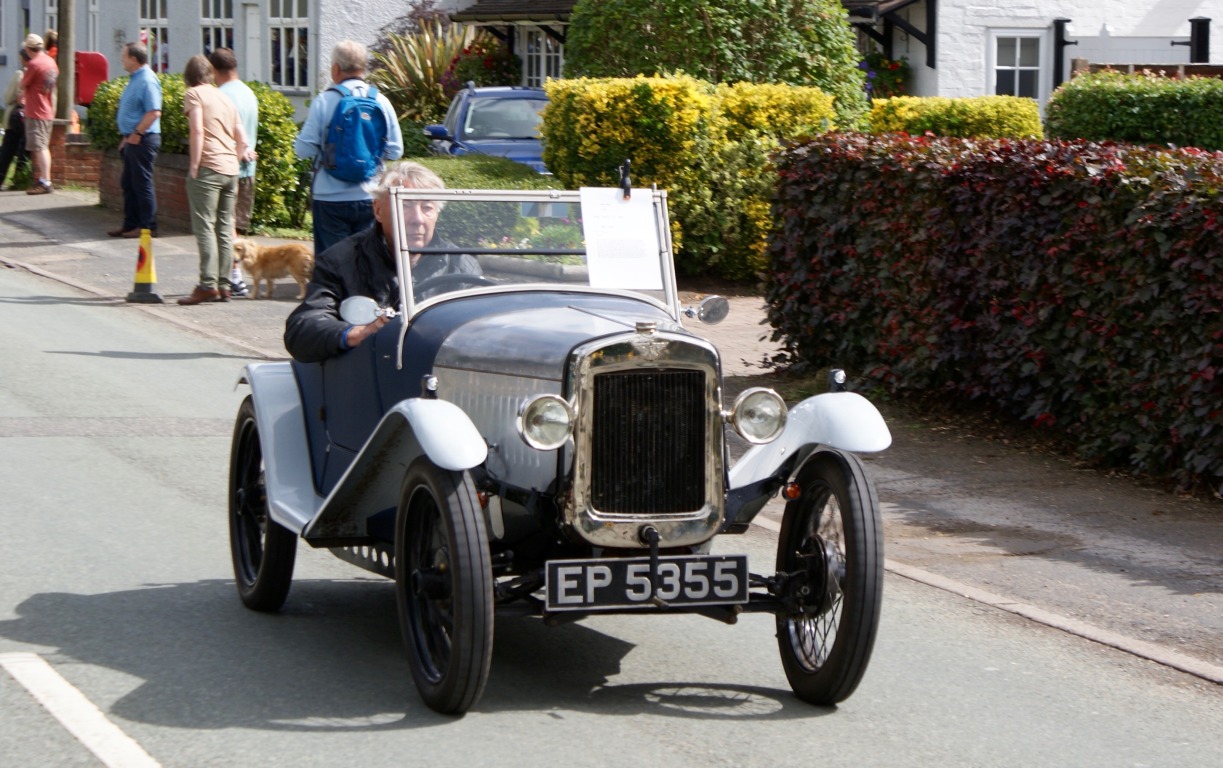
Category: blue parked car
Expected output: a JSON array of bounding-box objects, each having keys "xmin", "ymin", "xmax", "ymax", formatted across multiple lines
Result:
[{"xmin": 425, "ymin": 85, "xmax": 549, "ymax": 173}]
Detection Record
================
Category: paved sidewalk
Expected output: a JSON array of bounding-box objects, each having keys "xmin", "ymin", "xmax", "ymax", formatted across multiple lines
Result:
[{"xmin": 0, "ymin": 187, "xmax": 783, "ymax": 368}]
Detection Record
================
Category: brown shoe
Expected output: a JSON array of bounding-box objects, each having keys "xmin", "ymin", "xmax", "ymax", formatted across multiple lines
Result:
[
  {"xmin": 177, "ymin": 286, "xmax": 222, "ymax": 305},
  {"xmin": 218, "ymin": 288, "xmax": 232, "ymax": 301},
  {"xmin": 26, "ymin": 183, "xmax": 50, "ymax": 195},
  {"xmin": 120, "ymin": 229, "xmax": 142, "ymax": 238},
  {"xmin": 107, "ymin": 227, "xmax": 129, "ymax": 237}
]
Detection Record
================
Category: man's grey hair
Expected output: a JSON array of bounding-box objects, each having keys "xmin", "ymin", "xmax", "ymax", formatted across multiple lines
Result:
[
  {"xmin": 374, "ymin": 161, "xmax": 446, "ymax": 197},
  {"xmin": 331, "ymin": 40, "xmax": 368, "ymax": 75}
]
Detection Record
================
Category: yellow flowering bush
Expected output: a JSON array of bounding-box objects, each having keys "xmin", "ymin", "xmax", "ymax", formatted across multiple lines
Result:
[
  {"xmin": 869, "ymin": 95, "xmax": 1043, "ymax": 139},
  {"xmin": 716, "ymin": 82, "xmax": 836, "ymax": 142},
  {"xmin": 543, "ymin": 75, "xmax": 835, "ymax": 279}
]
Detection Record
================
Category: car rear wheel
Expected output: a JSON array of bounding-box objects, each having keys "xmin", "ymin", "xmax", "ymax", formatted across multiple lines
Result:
[
  {"xmin": 396, "ymin": 459, "xmax": 493, "ymax": 715},
  {"xmin": 775, "ymin": 450, "xmax": 883, "ymax": 706},
  {"xmin": 229, "ymin": 396, "xmax": 297, "ymax": 611}
]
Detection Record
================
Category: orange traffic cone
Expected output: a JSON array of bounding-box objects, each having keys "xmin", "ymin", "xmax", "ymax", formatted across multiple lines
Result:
[{"xmin": 125, "ymin": 228, "xmax": 164, "ymax": 303}]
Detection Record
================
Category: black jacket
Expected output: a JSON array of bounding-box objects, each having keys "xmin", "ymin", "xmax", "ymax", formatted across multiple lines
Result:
[{"xmin": 283, "ymin": 225, "xmax": 480, "ymax": 363}]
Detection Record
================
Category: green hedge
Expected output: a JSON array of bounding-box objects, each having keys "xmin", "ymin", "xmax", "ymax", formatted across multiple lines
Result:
[
  {"xmin": 869, "ymin": 95, "xmax": 1042, "ymax": 138},
  {"xmin": 542, "ymin": 75, "xmax": 834, "ymax": 279},
  {"xmin": 88, "ymin": 75, "xmax": 306, "ymax": 229},
  {"xmin": 1046, "ymin": 70, "xmax": 1223, "ymax": 150},
  {"xmin": 764, "ymin": 132, "xmax": 1223, "ymax": 490}
]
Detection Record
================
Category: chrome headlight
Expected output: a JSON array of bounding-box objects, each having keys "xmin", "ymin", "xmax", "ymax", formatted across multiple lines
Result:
[
  {"xmin": 728, "ymin": 387, "xmax": 786, "ymax": 444},
  {"xmin": 517, "ymin": 394, "xmax": 574, "ymax": 450}
]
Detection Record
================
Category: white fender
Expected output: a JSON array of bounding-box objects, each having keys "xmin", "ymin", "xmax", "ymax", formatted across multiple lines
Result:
[
  {"xmin": 728, "ymin": 391, "xmax": 891, "ymax": 490},
  {"xmin": 238, "ymin": 362, "xmax": 321, "ymax": 535},
  {"xmin": 303, "ymin": 398, "xmax": 487, "ymax": 542},
  {"xmin": 395, "ymin": 399, "xmax": 489, "ymax": 470}
]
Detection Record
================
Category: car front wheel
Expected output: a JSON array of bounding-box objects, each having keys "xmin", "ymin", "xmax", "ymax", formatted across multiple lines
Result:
[
  {"xmin": 396, "ymin": 459, "xmax": 493, "ymax": 715},
  {"xmin": 775, "ymin": 449, "xmax": 883, "ymax": 706},
  {"xmin": 229, "ymin": 396, "xmax": 297, "ymax": 611}
]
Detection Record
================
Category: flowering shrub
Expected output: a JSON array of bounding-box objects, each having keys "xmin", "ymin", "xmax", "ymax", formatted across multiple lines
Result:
[
  {"xmin": 860, "ymin": 52, "xmax": 909, "ymax": 99},
  {"xmin": 716, "ymin": 81, "xmax": 836, "ymax": 140},
  {"xmin": 765, "ymin": 132, "xmax": 1223, "ymax": 490},
  {"xmin": 870, "ymin": 95, "xmax": 1042, "ymax": 139},
  {"xmin": 543, "ymin": 75, "xmax": 835, "ymax": 278},
  {"xmin": 443, "ymin": 34, "xmax": 521, "ymax": 97}
]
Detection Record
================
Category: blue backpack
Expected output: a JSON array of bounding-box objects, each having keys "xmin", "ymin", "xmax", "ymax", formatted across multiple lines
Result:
[{"xmin": 320, "ymin": 83, "xmax": 388, "ymax": 183}]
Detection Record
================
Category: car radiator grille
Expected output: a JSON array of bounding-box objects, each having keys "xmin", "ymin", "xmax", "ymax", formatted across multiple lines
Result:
[{"xmin": 590, "ymin": 369, "xmax": 707, "ymax": 515}]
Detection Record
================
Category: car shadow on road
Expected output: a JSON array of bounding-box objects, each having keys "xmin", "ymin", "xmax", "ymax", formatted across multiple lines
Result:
[{"xmin": 0, "ymin": 579, "xmax": 826, "ymax": 729}]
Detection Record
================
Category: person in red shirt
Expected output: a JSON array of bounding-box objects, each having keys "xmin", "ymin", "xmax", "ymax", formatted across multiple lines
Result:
[{"xmin": 20, "ymin": 34, "xmax": 57, "ymax": 195}]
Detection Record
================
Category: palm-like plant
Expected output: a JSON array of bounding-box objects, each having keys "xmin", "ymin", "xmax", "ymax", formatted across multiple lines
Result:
[{"xmin": 370, "ymin": 20, "xmax": 475, "ymax": 124}]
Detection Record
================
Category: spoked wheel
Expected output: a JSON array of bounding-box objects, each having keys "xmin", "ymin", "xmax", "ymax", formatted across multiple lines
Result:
[
  {"xmin": 776, "ymin": 449, "xmax": 883, "ymax": 705},
  {"xmin": 229, "ymin": 396, "xmax": 297, "ymax": 611},
  {"xmin": 395, "ymin": 459, "xmax": 493, "ymax": 715}
]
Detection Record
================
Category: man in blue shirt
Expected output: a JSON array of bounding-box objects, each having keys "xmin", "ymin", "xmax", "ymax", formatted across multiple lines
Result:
[
  {"xmin": 294, "ymin": 40, "xmax": 403, "ymax": 256},
  {"xmin": 109, "ymin": 42, "xmax": 162, "ymax": 239}
]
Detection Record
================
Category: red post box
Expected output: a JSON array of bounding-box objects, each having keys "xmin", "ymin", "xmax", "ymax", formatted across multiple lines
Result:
[{"xmin": 75, "ymin": 51, "xmax": 108, "ymax": 106}]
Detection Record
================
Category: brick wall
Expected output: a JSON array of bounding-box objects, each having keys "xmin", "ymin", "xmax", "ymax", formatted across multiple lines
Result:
[
  {"xmin": 97, "ymin": 151, "xmax": 192, "ymax": 234},
  {"xmin": 57, "ymin": 134, "xmax": 102, "ymax": 189},
  {"xmin": 47, "ymin": 124, "xmax": 191, "ymax": 234}
]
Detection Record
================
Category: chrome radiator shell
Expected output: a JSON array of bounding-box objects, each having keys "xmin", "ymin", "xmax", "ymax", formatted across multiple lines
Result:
[{"xmin": 565, "ymin": 330, "xmax": 725, "ymax": 548}]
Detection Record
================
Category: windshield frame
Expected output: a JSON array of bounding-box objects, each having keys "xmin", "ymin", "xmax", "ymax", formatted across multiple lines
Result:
[{"xmin": 388, "ymin": 187, "xmax": 680, "ymax": 370}]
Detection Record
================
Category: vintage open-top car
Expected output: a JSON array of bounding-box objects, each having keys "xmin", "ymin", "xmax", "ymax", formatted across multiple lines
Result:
[{"xmin": 229, "ymin": 184, "xmax": 892, "ymax": 714}]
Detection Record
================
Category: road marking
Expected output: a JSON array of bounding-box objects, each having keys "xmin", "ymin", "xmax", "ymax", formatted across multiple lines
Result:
[
  {"xmin": 0, "ymin": 652, "xmax": 162, "ymax": 768},
  {"xmin": 751, "ymin": 515, "xmax": 1223, "ymax": 685}
]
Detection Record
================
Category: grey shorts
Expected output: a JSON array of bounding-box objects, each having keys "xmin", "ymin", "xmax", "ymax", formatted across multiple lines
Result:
[{"xmin": 25, "ymin": 118, "xmax": 52, "ymax": 151}]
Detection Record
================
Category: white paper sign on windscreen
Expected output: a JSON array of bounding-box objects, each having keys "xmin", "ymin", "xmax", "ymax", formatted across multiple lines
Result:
[{"xmin": 580, "ymin": 187, "xmax": 663, "ymax": 290}]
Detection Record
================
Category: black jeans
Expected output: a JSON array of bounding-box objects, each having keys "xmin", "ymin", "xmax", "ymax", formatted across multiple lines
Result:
[
  {"xmin": 0, "ymin": 108, "xmax": 28, "ymax": 185},
  {"xmin": 120, "ymin": 133, "xmax": 161, "ymax": 231}
]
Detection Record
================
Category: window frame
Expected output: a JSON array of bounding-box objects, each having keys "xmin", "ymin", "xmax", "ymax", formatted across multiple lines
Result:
[
  {"xmin": 987, "ymin": 28, "xmax": 1050, "ymax": 108},
  {"xmin": 200, "ymin": 0, "xmax": 235, "ymax": 56},
  {"xmin": 268, "ymin": 0, "xmax": 310, "ymax": 93},
  {"xmin": 517, "ymin": 26, "xmax": 564, "ymax": 87},
  {"xmin": 139, "ymin": 0, "xmax": 171, "ymax": 74}
]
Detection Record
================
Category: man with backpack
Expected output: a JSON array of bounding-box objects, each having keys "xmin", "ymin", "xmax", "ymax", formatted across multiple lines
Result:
[{"xmin": 294, "ymin": 40, "xmax": 403, "ymax": 256}]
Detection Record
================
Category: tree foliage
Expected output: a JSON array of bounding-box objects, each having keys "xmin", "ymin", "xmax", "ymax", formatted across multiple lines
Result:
[{"xmin": 565, "ymin": 0, "xmax": 867, "ymax": 126}]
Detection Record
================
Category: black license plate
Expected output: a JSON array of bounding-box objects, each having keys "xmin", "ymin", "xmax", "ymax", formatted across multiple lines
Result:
[{"xmin": 545, "ymin": 554, "xmax": 749, "ymax": 612}]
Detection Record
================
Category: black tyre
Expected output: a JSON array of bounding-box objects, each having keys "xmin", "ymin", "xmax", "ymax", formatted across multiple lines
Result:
[
  {"xmin": 396, "ymin": 459, "xmax": 493, "ymax": 714},
  {"xmin": 776, "ymin": 450, "xmax": 883, "ymax": 705},
  {"xmin": 229, "ymin": 396, "xmax": 297, "ymax": 611}
]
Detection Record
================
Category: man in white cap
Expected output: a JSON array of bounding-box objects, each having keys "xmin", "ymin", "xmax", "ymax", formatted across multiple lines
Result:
[{"xmin": 20, "ymin": 33, "xmax": 57, "ymax": 195}]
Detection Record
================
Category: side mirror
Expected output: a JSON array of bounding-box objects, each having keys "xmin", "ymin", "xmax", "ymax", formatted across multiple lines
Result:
[
  {"xmin": 684, "ymin": 295, "xmax": 730, "ymax": 326},
  {"xmin": 339, "ymin": 296, "xmax": 381, "ymax": 326},
  {"xmin": 423, "ymin": 124, "xmax": 449, "ymax": 140}
]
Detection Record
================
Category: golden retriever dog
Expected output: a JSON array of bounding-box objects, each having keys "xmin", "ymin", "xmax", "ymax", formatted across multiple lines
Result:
[{"xmin": 232, "ymin": 239, "xmax": 314, "ymax": 300}]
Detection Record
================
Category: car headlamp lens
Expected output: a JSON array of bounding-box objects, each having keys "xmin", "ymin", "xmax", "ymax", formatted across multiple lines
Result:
[
  {"xmin": 517, "ymin": 394, "xmax": 574, "ymax": 450},
  {"xmin": 730, "ymin": 388, "xmax": 786, "ymax": 444}
]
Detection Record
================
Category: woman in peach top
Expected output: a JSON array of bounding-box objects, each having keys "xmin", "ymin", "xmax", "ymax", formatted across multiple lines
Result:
[{"xmin": 178, "ymin": 54, "xmax": 254, "ymax": 305}]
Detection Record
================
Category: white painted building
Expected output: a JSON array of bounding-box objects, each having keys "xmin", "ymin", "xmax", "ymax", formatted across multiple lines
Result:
[
  {"xmin": 0, "ymin": 0, "xmax": 411, "ymax": 117},
  {"xmin": 847, "ymin": 1, "xmax": 1223, "ymax": 111},
  {"xmin": 6, "ymin": 2, "xmax": 1219, "ymax": 121}
]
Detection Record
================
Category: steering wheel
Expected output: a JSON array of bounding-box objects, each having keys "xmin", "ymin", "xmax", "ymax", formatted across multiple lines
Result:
[{"xmin": 413, "ymin": 273, "xmax": 495, "ymax": 301}]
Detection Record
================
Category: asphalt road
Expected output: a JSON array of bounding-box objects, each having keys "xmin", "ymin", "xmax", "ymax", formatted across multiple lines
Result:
[
  {"xmin": 1, "ymin": 261, "xmax": 1221, "ymax": 767},
  {"xmin": 0, "ymin": 186, "xmax": 1220, "ymax": 694}
]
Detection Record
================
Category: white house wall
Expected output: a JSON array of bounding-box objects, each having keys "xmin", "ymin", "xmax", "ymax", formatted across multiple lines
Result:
[
  {"xmin": 0, "ymin": 0, "xmax": 408, "ymax": 121},
  {"xmin": 884, "ymin": 1, "xmax": 1223, "ymax": 106}
]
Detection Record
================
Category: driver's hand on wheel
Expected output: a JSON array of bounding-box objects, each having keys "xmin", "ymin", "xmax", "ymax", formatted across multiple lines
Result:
[{"xmin": 344, "ymin": 315, "xmax": 389, "ymax": 350}]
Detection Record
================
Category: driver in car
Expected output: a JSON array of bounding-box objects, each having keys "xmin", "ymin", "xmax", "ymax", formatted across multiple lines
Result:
[{"xmin": 284, "ymin": 161, "xmax": 481, "ymax": 363}]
